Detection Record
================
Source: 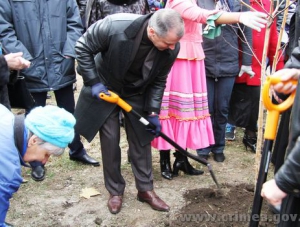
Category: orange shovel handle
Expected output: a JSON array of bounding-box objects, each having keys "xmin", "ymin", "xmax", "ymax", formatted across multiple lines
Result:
[
  {"xmin": 99, "ymin": 91, "xmax": 132, "ymax": 112},
  {"xmin": 262, "ymin": 76, "xmax": 297, "ymax": 140},
  {"xmin": 262, "ymin": 76, "xmax": 296, "ymax": 112}
]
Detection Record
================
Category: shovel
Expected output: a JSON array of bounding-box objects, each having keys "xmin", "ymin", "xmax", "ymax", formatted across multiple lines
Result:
[
  {"xmin": 249, "ymin": 75, "xmax": 296, "ymax": 227},
  {"xmin": 99, "ymin": 91, "xmax": 220, "ymax": 188}
]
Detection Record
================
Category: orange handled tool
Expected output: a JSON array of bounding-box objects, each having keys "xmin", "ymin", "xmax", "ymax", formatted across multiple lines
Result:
[
  {"xmin": 250, "ymin": 76, "xmax": 297, "ymax": 227},
  {"xmin": 100, "ymin": 91, "xmax": 220, "ymax": 188},
  {"xmin": 262, "ymin": 76, "xmax": 296, "ymax": 139}
]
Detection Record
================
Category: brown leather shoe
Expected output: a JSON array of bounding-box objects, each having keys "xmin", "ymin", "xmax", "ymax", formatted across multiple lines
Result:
[
  {"xmin": 107, "ymin": 195, "xmax": 123, "ymax": 214},
  {"xmin": 137, "ymin": 190, "xmax": 170, "ymax": 212}
]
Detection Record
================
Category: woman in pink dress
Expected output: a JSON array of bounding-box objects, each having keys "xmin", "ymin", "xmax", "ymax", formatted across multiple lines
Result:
[{"xmin": 152, "ymin": 0, "xmax": 268, "ymax": 180}]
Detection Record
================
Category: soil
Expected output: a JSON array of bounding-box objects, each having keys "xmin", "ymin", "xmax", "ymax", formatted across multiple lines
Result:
[
  {"xmin": 170, "ymin": 184, "xmax": 277, "ymax": 227},
  {"xmin": 7, "ymin": 75, "xmax": 277, "ymax": 227}
]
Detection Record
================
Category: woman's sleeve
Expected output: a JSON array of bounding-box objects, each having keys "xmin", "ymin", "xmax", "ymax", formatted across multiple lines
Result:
[{"xmin": 168, "ymin": 0, "xmax": 219, "ymax": 23}]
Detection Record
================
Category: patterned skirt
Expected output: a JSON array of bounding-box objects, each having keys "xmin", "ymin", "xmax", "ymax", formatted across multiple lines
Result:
[{"xmin": 152, "ymin": 59, "xmax": 215, "ymax": 150}]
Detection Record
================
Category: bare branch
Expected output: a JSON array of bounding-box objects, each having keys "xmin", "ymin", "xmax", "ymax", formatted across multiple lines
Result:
[{"xmin": 272, "ymin": 0, "xmax": 290, "ymax": 73}]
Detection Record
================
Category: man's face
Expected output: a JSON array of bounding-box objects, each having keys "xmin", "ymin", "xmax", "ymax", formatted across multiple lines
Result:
[
  {"xmin": 148, "ymin": 27, "xmax": 180, "ymax": 51},
  {"xmin": 23, "ymin": 135, "xmax": 51, "ymax": 164}
]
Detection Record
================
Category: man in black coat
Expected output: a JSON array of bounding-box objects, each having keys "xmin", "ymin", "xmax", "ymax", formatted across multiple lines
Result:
[
  {"xmin": 74, "ymin": 9, "xmax": 184, "ymax": 214},
  {"xmin": 261, "ymin": 68, "xmax": 300, "ymax": 226},
  {"xmin": 261, "ymin": 4, "xmax": 300, "ymax": 225}
]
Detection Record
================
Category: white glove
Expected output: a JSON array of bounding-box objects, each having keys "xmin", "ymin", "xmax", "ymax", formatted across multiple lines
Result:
[
  {"xmin": 238, "ymin": 65, "xmax": 255, "ymax": 78},
  {"xmin": 239, "ymin": 11, "xmax": 267, "ymax": 32}
]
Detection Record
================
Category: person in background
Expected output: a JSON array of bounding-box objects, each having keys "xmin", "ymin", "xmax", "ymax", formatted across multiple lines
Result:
[
  {"xmin": 271, "ymin": 0, "xmax": 297, "ymax": 172},
  {"xmin": 226, "ymin": 0, "xmax": 284, "ymax": 152},
  {"xmin": 148, "ymin": 0, "xmax": 166, "ymax": 11},
  {"xmin": 152, "ymin": 0, "xmax": 267, "ymax": 180},
  {"xmin": 84, "ymin": 0, "xmax": 150, "ymax": 29},
  {"xmin": 0, "ymin": 105, "xmax": 76, "ymax": 227},
  {"xmin": 196, "ymin": 0, "xmax": 253, "ymax": 162},
  {"xmin": 0, "ymin": 0, "xmax": 100, "ymax": 182},
  {"xmin": 0, "ymin": 51, "xmax": 30, "ymax": 109},
  {"xmin": 77, "ymin": 0, "xmax": 88, "ymax": 31},
  {"xmin": 74, "ymin": 9, "xmax": 184, "ymax": 214},
  {"xmin": 267, "ymin": 0, "xmax": 298, "ymax": 215},
  {"xmin": 261, "ymin": 67, "xmax": 300, "ymax": 227}
]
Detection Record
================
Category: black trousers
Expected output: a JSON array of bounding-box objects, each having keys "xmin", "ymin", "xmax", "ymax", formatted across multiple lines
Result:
[
  {"xmin": 29, "ymin": 85, "xmax": 84, "ymax": 168},
  {"xmin": 229, "ymin": 83, "xmax": 260, "ymax": 132},
  {"xmin": 99, "ymin": 106, "xmax": 153, "ymax": 195},
  {"xmin": 271, "ymin": 109, "xmax": 291, "ymax": 173}
]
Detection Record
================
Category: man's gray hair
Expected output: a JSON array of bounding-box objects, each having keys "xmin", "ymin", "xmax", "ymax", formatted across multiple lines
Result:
[{"xmin": 149, "ymin": 9, "xmax": 184, "ymax": 38}]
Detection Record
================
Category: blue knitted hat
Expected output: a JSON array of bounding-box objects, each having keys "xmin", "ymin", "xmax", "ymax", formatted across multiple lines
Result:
[{"xmin": 25, "ymin": 105, "xmax": 76, "ymax": 148}]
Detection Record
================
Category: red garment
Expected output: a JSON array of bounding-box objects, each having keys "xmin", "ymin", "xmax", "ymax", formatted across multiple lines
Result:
[{"xmin": 235, "ymin": 0, "xmax": 284, "ymax": 86}]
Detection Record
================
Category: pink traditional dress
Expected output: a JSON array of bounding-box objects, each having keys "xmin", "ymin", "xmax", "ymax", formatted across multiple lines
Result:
[{"xmin": 152, "ymin": 0, "xmax": 218, "ymax": 150}]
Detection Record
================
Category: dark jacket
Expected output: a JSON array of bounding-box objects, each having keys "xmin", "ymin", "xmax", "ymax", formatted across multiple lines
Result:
[
  {"xmin": 274, "ymin": 4, "xmax": 300, "ymax": 226},
  {"xmin": 77, "ymin": 0, "xmax": 88, "ymax": 31},
  {"xmin": 85, "ymin": 0, "xmax": 150, "ymax": 28},
  {"xmin": 0, "ymin": 55, "xmax": 10, "ymax": 109},
  {"xmin": 274, "ymin": 81, "xmax": 300, "ymax": 227},
  {"xmin": 74, "ymin": 13, "xmax": 180, "ymax": 145},
  {"xmin": 198, "ymin": 0, "xmax": 252, "ymax": 78},
  {"xmin": 77, "ymin": 0, "xmax": 87, "ymax": 18},
  {"xmin": 0, "ymin": 0, "xmax": 83, "ymax": 92},
  {"xmin": 277, "ymin": 3, "xmax": 300, "ymax": 190}
]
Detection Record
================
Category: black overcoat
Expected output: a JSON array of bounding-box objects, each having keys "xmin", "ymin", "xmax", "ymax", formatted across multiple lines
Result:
[{"xmin": 74, "ymin": 13, "xmax": 180, "ymax": 146}]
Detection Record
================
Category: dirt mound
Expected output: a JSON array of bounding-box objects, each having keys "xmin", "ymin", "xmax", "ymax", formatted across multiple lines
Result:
[{"xmin": 171, "ymin": 184, "xmax": 277, "ymax": 227}]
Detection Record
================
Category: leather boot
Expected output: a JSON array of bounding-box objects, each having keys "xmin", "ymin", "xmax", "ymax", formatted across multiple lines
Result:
[
  {"xmin": 173, "ymin": 151, "xmax": 204, "ymax": 176},
  {"xmin": 243, "ymin": 130, "xmax": 257, "ymax": 153},
  {"xmin": 159, "ymin": 150, "xmax": 173, "ymax": 180}
]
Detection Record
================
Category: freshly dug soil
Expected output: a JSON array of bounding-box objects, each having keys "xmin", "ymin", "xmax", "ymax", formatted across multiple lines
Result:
[{"xmin": 171, "ymin": 183, "xmax": 277, "ymax": 227}]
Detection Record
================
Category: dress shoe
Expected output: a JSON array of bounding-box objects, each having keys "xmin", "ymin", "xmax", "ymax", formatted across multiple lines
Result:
[
  {"xmin": 213, "ymin": 153, "xmax": 225, "ymax": 162},
  {"xmin": 31, "ymin": 165, "xmax": 45, "ymax": 181},
  {"xmin": 46, "ymin": 92, "xmax": 51, "ymax": 99},
  {"xmin": 137, "ymin": 190, "xmax": 170, "ymax": 212},
  {"xmin": 70, "ymin": 153, "xmax": 100, "ymax": 166},
  {"xmin": 5, "ymin": 222, "xmax": 14, "ymax": 227},
  {"xmin": 107, "ymin": 195, "xmax": 123, "ymax": 214}
]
